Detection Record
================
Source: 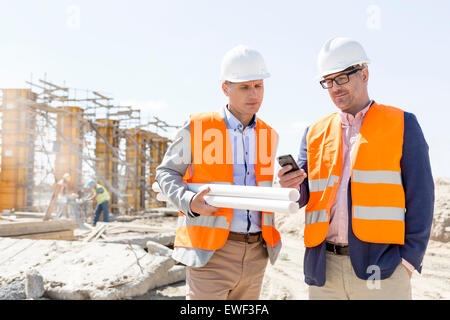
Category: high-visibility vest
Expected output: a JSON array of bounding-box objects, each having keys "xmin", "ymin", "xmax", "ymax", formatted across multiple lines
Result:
[
  {"xmin": 174, "ymin": 111, "xmax": 281, "ymax": 251},
  {"xmin": 304, "ymin": 103, "xmax": 405, "ymax": 247},
  {"xmin": 94, "ymin": 184, "xmax": 110, "ymax": 204}
]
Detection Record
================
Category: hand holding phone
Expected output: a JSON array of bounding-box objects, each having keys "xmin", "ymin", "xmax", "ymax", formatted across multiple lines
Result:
[
  {"xmin": 277, "ymin": 154, "xmax": 300, "ymax": 173},
  {"xmin": 277, "ymin": 154, "xmax": 307, "ymax": 189}
]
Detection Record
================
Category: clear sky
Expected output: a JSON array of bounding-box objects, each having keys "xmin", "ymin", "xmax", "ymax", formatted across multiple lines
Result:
[{"xmin": 0, "ymin": 0, "xmax": 449, "ymax": 178}]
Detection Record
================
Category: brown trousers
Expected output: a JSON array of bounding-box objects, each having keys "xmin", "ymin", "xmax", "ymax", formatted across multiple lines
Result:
[{"xmin": 186, "ymin": 238, "xmax": 268, "ymax": 300}]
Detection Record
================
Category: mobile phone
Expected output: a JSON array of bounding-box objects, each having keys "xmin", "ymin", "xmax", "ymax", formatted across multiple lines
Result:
[{"xmin": 277, "ymin": 154, "xmax": 300, "ymax": 174}]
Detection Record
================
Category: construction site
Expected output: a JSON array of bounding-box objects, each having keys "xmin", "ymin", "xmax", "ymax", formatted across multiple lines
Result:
[
  {"xmin": 0, "ymin": 79, "xmax": 449, "ymax": 301},
  {"xmin": 0, "ymin": 79, "xmax": 185, "ymax": 300}
]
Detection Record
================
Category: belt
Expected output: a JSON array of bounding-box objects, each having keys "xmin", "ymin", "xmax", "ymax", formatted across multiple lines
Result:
[
  {"xmin": 326, "ymin": 242, "xmax": 350, "ymax": 255},
  {"xmin": 228, "ymin": 231, "xmax": 263, "ymax": 244}
]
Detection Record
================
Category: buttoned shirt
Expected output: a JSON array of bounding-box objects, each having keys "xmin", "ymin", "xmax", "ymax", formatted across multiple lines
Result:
[
  {"xmin": 223, "ymin": 105, "xmax": 262, "ymax": 233},
  {"xmin": 326, "ymin": 101, "xmax": 372, "ymax": 245}
]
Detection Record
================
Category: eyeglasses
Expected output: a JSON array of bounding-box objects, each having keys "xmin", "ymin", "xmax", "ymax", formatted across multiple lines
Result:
[{"xmin": 320, "ymin": 68, "xmax": 362, "ymax": 89}]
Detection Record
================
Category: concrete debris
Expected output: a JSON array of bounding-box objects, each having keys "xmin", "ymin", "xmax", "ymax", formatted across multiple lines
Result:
[
  {"xmin": 74, "ymin": 221, "xmax": 176, "ymax": 247},
  {"xmin": 25, "ymin": 269, "xmax": 45, "ymax": 299},
  {"xmin": 105, "ymin": 222, "xmax": 174, "ymax": 234},
  {"xmin": 147, "ymin": 265, "xmax": 186, "ymax": 291},
  {"xmin": 100, "ymin": 232, "xmax": 175, "ymax": 248},
  {"xmin": 0, "ymin": 237, "xmax": 176, "ymax": 300},
  {"xmin": 0, "ymin": 279, "xmax": 26, "ymax": 300},
  {"xmin": 146, "ymin": 240, "xmax": 173, "ymax": 257},
  {"xmin": 0, "ymin": 207, "xmax": 180, "ymax": 300},
  {"xmin": 116, "ymin": 209, "xmax": 178, "ymax": 221},
  {"xmin": 146, "ymin": 208, "xmax": 179, "ymax": 217}
]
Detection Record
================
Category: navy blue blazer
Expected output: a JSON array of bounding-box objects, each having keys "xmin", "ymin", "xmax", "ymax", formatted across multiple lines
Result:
[{"xmin": 297, "ymin": 109, "xmax": 434, "ymax": 286}]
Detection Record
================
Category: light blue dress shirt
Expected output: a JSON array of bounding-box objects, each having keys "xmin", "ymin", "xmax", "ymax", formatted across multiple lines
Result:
[{"xmin": 222, "ymin": 105, "xmax": 262, "ymax": 233}]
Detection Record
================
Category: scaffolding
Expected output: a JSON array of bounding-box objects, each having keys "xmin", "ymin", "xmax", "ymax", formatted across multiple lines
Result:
[{"xmin": 0, "ymin": 79, "xmax": 177, "ymax": 215}]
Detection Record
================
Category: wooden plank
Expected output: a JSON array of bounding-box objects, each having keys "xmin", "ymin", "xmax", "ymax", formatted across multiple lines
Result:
[
  {"xmin": 99, "ymin": 233, "xmax": 110, "ymax": 240},
  {"xmin": 12, "ymin": 212, "xmax": 53, "ymax": 219},
  {"xmin": 92, "ymin": 227, "xmax": 107, "ymax": 242},
  {"xmin": 11, "ymin": 230, "xmax": 74, "ymax": 240},
  {"xmin": 83, "ymin": 224, "xmax": 108, "ymax": 242},
  {"xmin": 0, "ymin": 216, "xmax": 17, "ymax": 222},
  {"xmin": 43, "ymin": 188, "xmax": 59, "ymax": 221},
  {"xmin": 0, "ymin": 219, "xmax": 78, "ymax": 237}
]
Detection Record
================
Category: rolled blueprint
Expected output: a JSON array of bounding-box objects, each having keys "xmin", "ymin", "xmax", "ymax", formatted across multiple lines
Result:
[
  {"xmin": 155, "ymin": 192, "xmax": 299, "ymax": 214},
  {"xmin": 152, "ymin": 181, "xmax": 299, "ymax": 202},
  {"xmin": 189, "ymin": 184, "xmax": 299, "ymax": 202},
  {"xmin": 203, "ymin": 195, "xmax": 299, "ymax": 214}
]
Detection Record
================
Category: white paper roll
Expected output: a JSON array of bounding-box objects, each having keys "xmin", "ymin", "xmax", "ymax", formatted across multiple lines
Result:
[
  {"xmin": 153, "ymin": 181, "xmax": 299, "ymax": 202},
  {"xmin": 188, "ymin": 183, "xmax": 300, "ymax": 202},
  {"xmin": 203, "ymin": 195, "xmax": 299, "ymax": 214},
  {"xmin": 156, "ymin": 191, "xmax": 299, "ymax": 214}
]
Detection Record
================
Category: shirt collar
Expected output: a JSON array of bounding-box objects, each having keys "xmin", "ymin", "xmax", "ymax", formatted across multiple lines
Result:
[
  {"xmin": 340, "ymin": 100, "xmax": 374, "ymax": 126},
  {"xmin": 223, "ymin": 105, "xmax": 257, "ymax": 130}
]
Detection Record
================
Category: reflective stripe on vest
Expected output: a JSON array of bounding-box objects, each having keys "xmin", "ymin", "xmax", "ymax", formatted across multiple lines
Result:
[
  {"xmin": 304, "ymin": 103, "xmax": 405, "ymax": 247},
  {"xmin": 174, "ymin": 111, "xmax": 281, "ymax": 251},
  {"xmin": 95, "ymin": 184, "xmax": 110, "ymax": 204},
  {"xmin": 308, "ymin": 175, "xmax": 339, "ymax": 192},
  {"xmin": 352, "ymin": 170, "xmax": 402, "ymax": 185},
  {"xmin": 353, "ymin": 206, "xmax": 405, "ymax": 221},
  {"xmin": 263, "ymin": 213, "xmax": 274, "ymax": 226},
  {"xmin": 177, "ymin": 215, "xmax": 230, "ymax": 229},
  {"xmin": 305, "ymin": 209, "xmax": 329, "ymax": 225}
]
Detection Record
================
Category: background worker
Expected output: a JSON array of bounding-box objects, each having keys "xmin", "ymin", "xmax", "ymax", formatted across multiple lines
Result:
[
  {"xmin": 278, "ymin": 37, "xmax": 434, "ymax": 299},
  {"xmin": 54, "ymin": 172, "xmax": 78, "ymax": 219},
  {"xmin": 86, "ymin": 180, "xmax": 110, "ymax": 226},
  {"xmin": 156, "ymin": 45, "xmax": 282, "ymax": 300}
]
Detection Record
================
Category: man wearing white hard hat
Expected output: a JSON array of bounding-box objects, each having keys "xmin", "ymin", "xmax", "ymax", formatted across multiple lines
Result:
[
  {"xmin": 156, "ymin": 45, "xmax": 282, "ymax": 300},
  {"xmin": 278, "ymin": 37, "xmax": 434, "ymax": 299}
]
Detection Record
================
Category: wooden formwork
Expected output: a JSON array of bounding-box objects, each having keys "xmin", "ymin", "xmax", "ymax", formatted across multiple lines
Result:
[{"xmin": 0, "ymin": 89, "xmax": 37, "ymax": 211}]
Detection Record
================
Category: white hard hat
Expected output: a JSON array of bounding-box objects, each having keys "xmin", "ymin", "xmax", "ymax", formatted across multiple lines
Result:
[
  {"xmin": 220, "ymin": 45, "xmax": 270, "ymax": 83},
  {"xmin": 317, "ymin": 37, "xmax": 371, "ymax": 79}
]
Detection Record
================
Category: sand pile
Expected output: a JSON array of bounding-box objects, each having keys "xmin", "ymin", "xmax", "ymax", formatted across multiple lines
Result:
[{"xmin": 431, "ymin": 178, "xmax": 450, "ymax": 242}]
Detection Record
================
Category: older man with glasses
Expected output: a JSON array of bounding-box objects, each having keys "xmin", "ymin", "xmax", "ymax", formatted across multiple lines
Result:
[{"xmin": 278, "ymin": 37, "xmax": 434, "ymax": 299}]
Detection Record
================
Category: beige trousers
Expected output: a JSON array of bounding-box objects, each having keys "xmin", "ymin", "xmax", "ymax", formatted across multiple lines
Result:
[
  {"xmin": 309, "ymin": 251, "xmax": 412, "ymax": 300},
  {"xmin": 186, "ymin": 238, "xmax": 268, "ymax": 300}
]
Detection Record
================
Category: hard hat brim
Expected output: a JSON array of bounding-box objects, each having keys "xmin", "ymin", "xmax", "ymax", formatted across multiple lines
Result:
[
  {"xmin": 222, "ymin": 73, "xmax": 270, "ymax": 83},
  {"xmin": 316, "ymin": 60, "xmax": 371, "ymax": 80}
]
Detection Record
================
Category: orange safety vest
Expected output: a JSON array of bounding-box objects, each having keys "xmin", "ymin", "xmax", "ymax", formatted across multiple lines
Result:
[
  {"xmin": 174, "ymin": 111, "xmax": 281, "ymax": 251},
  {"xmin": 304, "ymin": 103, "xmax": 405, "ymax": 247}
]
